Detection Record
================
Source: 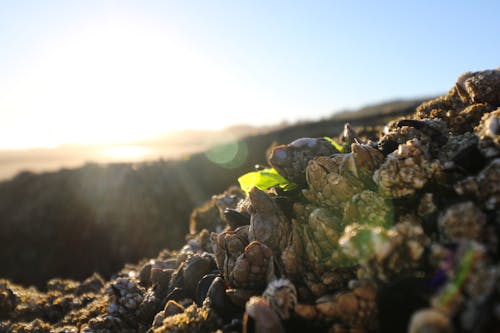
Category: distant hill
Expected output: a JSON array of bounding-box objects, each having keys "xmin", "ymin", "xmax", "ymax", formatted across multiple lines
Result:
[
  {"xmin": 0, "ymin": 97, "xmax": 428, "ymax": 287},
  {"xmin": 0, "ymin": 124, "xmax": 284, "ymax": 181},
  {"xmin": 332, "ymin": 97, "xmax": 436, "ymax": 121}
]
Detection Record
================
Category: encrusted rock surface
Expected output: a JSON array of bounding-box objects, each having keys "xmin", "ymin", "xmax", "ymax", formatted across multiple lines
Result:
[{"xmin": 1, "ymin": 69, "xmax": 500, "ymax": 333}]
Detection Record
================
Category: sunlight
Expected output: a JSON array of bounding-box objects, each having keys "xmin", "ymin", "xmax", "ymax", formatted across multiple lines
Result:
[
  {"xmin": 0, "ymin": 17, "xmax": 267, "ymax": 149},
  {"xmin": 101, "ymin": 145, "xmax": 150, "ymax": 161}
]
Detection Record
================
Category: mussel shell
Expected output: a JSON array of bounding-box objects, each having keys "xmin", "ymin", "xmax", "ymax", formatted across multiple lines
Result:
[
  {"xmin": 151, "ymin": 268, "xmax": 174, "ymax": 293},
  {"xmin": 208, "ymin": 277, "xmax": 232, "ymax": 313},
  {"xmin": 379, "ymin": 139, "xmax": 399, "ymax": 156},
  {"xmin": 396, "ymin": 119, "xmax": 447, "ymax": 145},
  {"xmin": 165, "ymin": 287, "xmax": 190, "ymax": 303},
  {"xmin": 163, "ymin": 300, "xmax": 185, "ymax": 317},
  {"xmin": 451, "ymin": 143, "xmax": 486, "ymax": 173},
  {"xmin": 272, "ymin": 196, "xmax": 295, "ymax": 221},
  {"xmin": 195, "ymin": 273, "xmax": 219, "ymax": 306},
  {"xmin": 222, "ymin": 318, "xmax": 243, "ymax": 332},
  {"xmin": 182, "ymin": 257, "xmax": 215, "ymax": 295},
  {"xmin": 224, "ymin": 209, "xmax": 250, "ymax": 230},
  {"xmin": 138, "ymin": 263, "xmax": 153, "ymax": 287}
]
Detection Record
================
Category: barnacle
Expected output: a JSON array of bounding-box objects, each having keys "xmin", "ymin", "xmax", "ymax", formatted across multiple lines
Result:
[
  {"xmin": 303, "ymin": 155, "xmax": 364, "ymax": 210},
  {"xmin": 438, "ymin": 132, "xmax": 482, "ymax": 172},
  {"xmin": 455, "ymin": 69, "xmax": 500, "ymax": 106},
  {"xmin": 379, "ymin": 118, "xmax": 449, "ymax": 156},
  {"xmin": 294, "ymin": 279, "xmax": 378, "ymax": 331},
  {"xmin": 408, "ymin": 308, "xmax": 452, "ymax": 333},
  {"xmin": 417, "ymin": 192, "xmax": 437, "ymax": 217},
  {"xmin": 248, "ymin": 187, "xmax": 291, "ymax": 254},
  {"xmin": 262, "ymin": 278, "xmax": 297, "ymax": 320},
  {"xmin": 438, "ymin": 201, "xmax": 486, "ymax": 242},
  {"xmin": 340, "ymin": 222, "xmax": 428, "ymax": 282},
  {"xmin": 343, "ymin": 190, "xmax": 393, "ymax": 228},
  {"xmin": 268, "ymin": 137, "xmax": 340, "ymax": 185},
  {"xmin": 455, "ymin": 158, "xmax": 500, "ymax": 210},
  {"xmin": 229, "ymin": 241, "xmax": 274, "ymax": 290},
  {"xmin": 288, "ymin": 202, "xmax": 357, "ymax": 296},
  {"xmin": 373, "ymin": 139, "xmax": 442, "ymax": 198},
  {"xmin": 416, "ymin": 69, "xmax": 500, "ymax": 135},
  {"xmin": 303, "ymin": 143, "xmax": 383, "ymax": 210},
  {"xmin": 212, "ymin": 225, "xmax": 249, "ymax": 284},
  {"xmin": 211, "ymin": 223, "xmax": 274, "ymax": 292},
  {"xmin": 152, "ymin": 303, "xmax": 222, "ymax": 333},
  {"xmin": 476, "ymin": 108, "xmax": 500, "ymax": 158},
  {"xmin": 107, "ymin": 277, "xmax": 145, "ymax": 326},
  {"xmin": 244, "ymin": 296, "xmax": 285, "ymax": 333}
]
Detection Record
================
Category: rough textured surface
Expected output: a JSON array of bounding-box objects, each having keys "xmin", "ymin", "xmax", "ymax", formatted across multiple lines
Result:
[
  {"xmin": 1, "ymin": 69, "xmax": 500, "ymax": 332},
  {"xmin": 0, "ymin": 97, "xmax": 421, "ymax": 289}
]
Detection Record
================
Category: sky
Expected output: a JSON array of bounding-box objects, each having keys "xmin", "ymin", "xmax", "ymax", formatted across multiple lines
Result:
[{"xmin": 0, "ymin": 1, "xmax": 499, "ymax": 149}]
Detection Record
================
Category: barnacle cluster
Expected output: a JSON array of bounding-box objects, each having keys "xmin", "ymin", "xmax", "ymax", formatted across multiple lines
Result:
[{"xmin": 1, "ymin": 68, "xmax": 500, "ymax": 332}]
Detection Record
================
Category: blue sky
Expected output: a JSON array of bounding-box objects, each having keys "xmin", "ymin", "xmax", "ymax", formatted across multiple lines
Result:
[{"xmin": 0, "ymin": 1, "xmax": 499, "ymax": 148}]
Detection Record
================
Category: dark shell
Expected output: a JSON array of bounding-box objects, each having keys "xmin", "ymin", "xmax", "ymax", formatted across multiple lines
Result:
[
  {"xmin": 195, "ymin": 273, "xmax": 219, "ymax": 306},
  {"xmin": 224, "ymin": 209, "xmax": 250, "ymax": 230},
  {"xmin": 165, "ymin": 287, "xmax": 190, "ymax": 303}
]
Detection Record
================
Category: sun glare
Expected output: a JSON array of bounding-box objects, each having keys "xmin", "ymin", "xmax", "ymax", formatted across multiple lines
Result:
[
  {"xmin": 102, "ymin": 145, "xmax": 150, "ymax": 161},
  {"xmin": 0, "ymin": 17, "xmax": 265, "ymax": 149}
]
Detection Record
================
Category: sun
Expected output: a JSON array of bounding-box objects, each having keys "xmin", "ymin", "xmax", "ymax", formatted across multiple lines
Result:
[
  {"xmin": 39, "ymin": 21, "xmax": 218, "ymax": 144},
  {"xmin": 1, "ymin": 17, "xmax": 253, "ymax": 149}
]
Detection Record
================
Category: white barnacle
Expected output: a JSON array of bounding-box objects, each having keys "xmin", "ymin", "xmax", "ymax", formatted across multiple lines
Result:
[{"xmin": 262, "ymin": 278, "xmax": 297, "ymax": 320}]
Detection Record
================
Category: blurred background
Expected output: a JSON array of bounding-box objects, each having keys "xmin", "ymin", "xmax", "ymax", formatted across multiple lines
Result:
[{"xmin": 0, "ymin": 0, "xmax": 498, "ymax": 288}]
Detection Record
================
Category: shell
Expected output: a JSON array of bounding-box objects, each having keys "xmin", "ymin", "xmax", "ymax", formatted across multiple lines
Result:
[
  {"xmin": 107, "ymin": 277, "xmax": 145, "ymax": 325},
  {"xmin": 475, "ymin": 108, "xmax": 500, "ymax": 158},
  {"xmin": 417, "ymin": 192, "xmax": 437, "ymax": 217},
  {"xmin": 303, "ymin": 155, "xmax": 364, "ymax": 210},
  {"xmin": 455, "ymin": 69, "xmax": 500, "ymax": 105},
  {"xmin": 268, "ymin": 137, "xmax": 340, "ymax": 185},
  {"xmin": 415, "ymin": 69, "xmax": 500, "ymax": 134},
  {"xmin": 408, "ymin": 308, "xmax": 453, "ymax": 333},
  {"xmin": 343, "ymin": 190, "xmax": 393, "ymax": 228},
  {"xmin": 229, "ymin": 241, "xmax": 274, "ymax": 290},
  {"xmin": 304, "ymin": 280, "xmax": 378, "ymax": 330},
  {"xmin": 152, "ymin": 303, "xmax": 222, "ymax": 333},
  {"xmin": 244, "ymin": 296, "xmax": 285, "ymax": 333},
  {"xmin": 212, "ymin": 225, "xmax": 249, "ymax": 284},
  {"xmin": 340, "ymin": 222, "xmax": 428, "ymax": 282},
  {"xmin": 289, "ymin": 203, "xmax": 357, "ymax": 296},
  {"xmin": 455, "ymin": 158, "xmax": 500, "ymax": 210},
  {"xmin": 262, "ymin": 278, "xmax": 297, "ymax": 320},
  {"xmin": 437, "ymin": 132, "xmax": 483, "ymax": 172},
  {"xmin": 340, "ymin": 123, "xmax": 363, "ymax": 147},
  {"xmin": 248, "ymin": 187, "xmax": 291, "ymax": 254},
  {"xmin": 379, "ymin": 118, "xmax": 448, "ymax": 157},
  {"xmin": 438, "ymin": 201, "xmax": 486, "ymax": 241},
  {"xmin": 303, "ymin": 143, "xmax": 383, "ymax": 210},
  {"xmin": 373, "ymin": 139, "xmax": 442, "ymax": 198}
]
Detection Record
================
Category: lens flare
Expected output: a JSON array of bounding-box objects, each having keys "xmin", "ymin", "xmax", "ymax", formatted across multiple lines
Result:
[{"xmin": 205, "ymin": 141, "xmax": 248, "ymax": 169}]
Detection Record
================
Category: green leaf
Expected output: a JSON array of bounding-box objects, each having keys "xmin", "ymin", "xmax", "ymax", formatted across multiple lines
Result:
[
  {"xmin": 323, "ymin": 136, "xmax": 344, "ymax": 152},
  {"xmin": 238, "ymin": 168, "xmax": 297, "ymax": 193}
]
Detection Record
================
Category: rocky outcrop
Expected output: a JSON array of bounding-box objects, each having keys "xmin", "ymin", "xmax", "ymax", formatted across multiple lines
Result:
[{"xmin": 1, "ymin": 70, "xmax": 499, "ymax": 332}]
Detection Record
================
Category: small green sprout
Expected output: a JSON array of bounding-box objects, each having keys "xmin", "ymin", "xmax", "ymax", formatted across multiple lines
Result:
[{"xmin": 238, "ymin": 168, "xmax": 297, "ymax": 193}]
